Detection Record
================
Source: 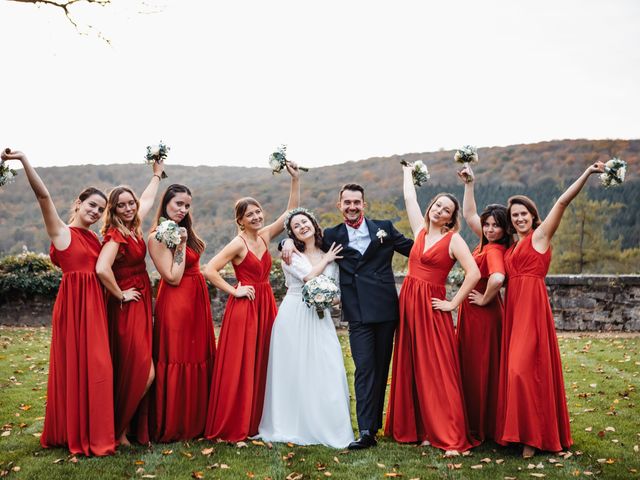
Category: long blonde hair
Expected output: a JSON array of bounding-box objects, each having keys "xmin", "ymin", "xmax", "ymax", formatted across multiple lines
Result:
[{"xmin": 101, "ymin": 186, "xmax": 142, "ymax": 238}]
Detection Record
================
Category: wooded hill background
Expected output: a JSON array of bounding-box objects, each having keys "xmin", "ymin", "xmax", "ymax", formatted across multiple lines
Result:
[{"xmin": 1, "ymin": 139, "xmax": 638, "ymax": 273}]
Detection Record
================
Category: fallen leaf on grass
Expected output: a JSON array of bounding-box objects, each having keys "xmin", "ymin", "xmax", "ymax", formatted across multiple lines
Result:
[
  {"xmin": 0, "ymin": 431, "xmax": 10, "ymax": 437},
  {"xmin": 496, "ymin": 459, "xmax": 504, "ymax": 464},
  {"xmin": 141, "ymin": 476, "xmax": 156, "ymax": 479},
  {"xmin": 285, "ymin": 473, "xmax": 303, "ymax": 480},
  {"xmin": 162, "ymin": 449, "xmax": 173, "ymax": 455},
  {"xmin": 605, "ymin": 426, "xmax": 616, "ymax": 432},
  {"xmin": 191, "ymin": 472, "xmax": 204, "ymax": 479},
  {"xmin": 377, "ymin": 463, "xmax": 386, "ymax": 468},
  {"xmin": 246, "ymin": 473, "xmax": 255, "ymax": 478},
  {"xmin": 585, "ymin": 427, "xmax": 593, "ymax": 432},
  {"xmin": 480, "ymin": 457, "xmax": 492, "ymax": 463},
  {"xmin": 384, "ymin": 474, "xmax": 402, "ymax": 478},
  {"xmin": 135, "ymin": 460, "xmax": 145, "ymax": 465},
  {"xmin": 470, "ymin": 465, "xmax": 483, "ymax": 469},
  {"xmin": 201, "ymin": 447, "xmax": 214, "ymax": 456},
  {"xmin": 529, "ymin": 474, "xmax": 546, "ymax": 478},
  {"xmin": 446, "ymin": 463, "xmax": 462, "ymax": 470},
  {"xmin": 333, "ymin": 457, "xmax": 340, "ymax": 464},
  {"xmin": 53, "ymin": 459, "xmax": 64, "ymax": 464},
  {"xmin": 251, "ymin": 440, "xmax": 264, "ymax": 446},
  {"xmin": 236, "ymin": 441, "xmax": 248, "ymax": 448}
]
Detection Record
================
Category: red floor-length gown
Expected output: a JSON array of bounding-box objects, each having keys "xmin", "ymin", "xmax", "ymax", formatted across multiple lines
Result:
[
  {"xmin": 205, "ymin": 236, "xmax": 277, "ymax": 442},
  {"xmin": 41, "ymin": 227, "xmax": 115, "ymax": 456},
  {"xmin": 103, "ymin": 228, "xmax": 152, "ymax": 444},
  {"xmin": 151, "ymin": 246, "xmax": 216, "ymax": 442},
  {"xmin": 385, "ymin": 230, "xmax": 477, "ymax": 451},
  {"xmin": 456, "ymin": 242, "xmax": 506, "ymax": 443},
  {"xmin": 496, "ymin": 232, "xmax": 572, "ymax": 452}
]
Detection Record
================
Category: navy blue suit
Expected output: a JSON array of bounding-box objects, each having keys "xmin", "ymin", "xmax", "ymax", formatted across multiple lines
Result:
[{"xmin": 323, "ymin": 218, "xmax": 413, "ymax": 433}]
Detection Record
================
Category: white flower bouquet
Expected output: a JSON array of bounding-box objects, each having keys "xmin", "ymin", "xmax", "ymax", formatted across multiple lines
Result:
[
  {"xmin": 454, "ymin": 145, "xmax": 478, "ymax": 183},
  {"xmin": 302, "ymin": 274, "xmax": 339, "ymax": 319},
  {"xmin": 600, "ymin": 157, "xmax": 627, "ymax": 188},
  {"xmin": 400, "ymin": 159, "xmax": 430, "ymax": 186},
  {"xmin": 269, "ymin": 144, "xmax": 309, "ymax": 174},
  {"xmin": 145, "ymin": 141, "xmax": 169, "ymax": 178},
  {"xmin": 0, "ymin": 160, "xmax": 17, "ymax": 187},
  {"xmin": 155, "ymin": 217, "xmax": 182, "ymax": 248}
]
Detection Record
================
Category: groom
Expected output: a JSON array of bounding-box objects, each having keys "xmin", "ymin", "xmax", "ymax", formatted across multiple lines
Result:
[{"xmin": 282, "ymin": 183, "xmax": 413, "ymax": 449}]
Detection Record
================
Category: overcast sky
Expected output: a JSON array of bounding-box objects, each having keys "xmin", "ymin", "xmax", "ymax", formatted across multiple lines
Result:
[{"xmin": 1, "ymin": 0, "xmax": 638, "ymax": 169}]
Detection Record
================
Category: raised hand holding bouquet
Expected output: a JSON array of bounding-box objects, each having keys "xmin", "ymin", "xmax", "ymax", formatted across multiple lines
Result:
[
  {"xmin": 269, "ymin": 144, "xmax": 309, "ymax": 174},
  {"xmin": 145, "ymin": 141, "xmax": 169, "ymax": 178},
  {"xmin": 155, "ymin": 217, "xmax": 184, "ymax": 249},
  {"xmin": 454, "ymin": 145, "xmax": 478, "ymax": 183},
  {"xmin": 302, "ymin": 274, "xmax": 339, "ymax": 319},
  {"xmin": 0, "ymin": 148, "xmax": 18, "ymax": 187},
  {"xmin": 600, "ymin": 157, "xmax": 627, "ymax": 188},
  {"xmin": 400, "ymin": 159, "xmax": 430, "ymax": 186}
]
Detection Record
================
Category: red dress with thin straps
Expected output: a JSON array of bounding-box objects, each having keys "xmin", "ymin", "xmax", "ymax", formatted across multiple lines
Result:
[
  {"xmin": 496, "ymin": 232, "xmax": 572, "ymax": 452},
  {"xmin": 385, "ymin": 230, "xmax": 477, "ymax": 451},
  {"xmin": 150, "ymin": 246, "xmax": 216, "ymax": 442},
  {"xmin": 456, "ymin": 242, "xmax": 506, "ymax": 442},
  {"xmin": 103, "ymin": 228, "xmax": 152, "ymax": 444},
  {"xmin": 205, "ymin": 236, "xmax": 277, "ymax": 441},
  {"xmin": 41, "ymin": 227, "xmax": 115, "ymax": 456}
]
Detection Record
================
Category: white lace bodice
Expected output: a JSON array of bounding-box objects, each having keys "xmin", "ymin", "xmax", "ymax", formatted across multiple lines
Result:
[{"xmin": 282, "ymin": 253, "xmax": 340, "ymax": 296}]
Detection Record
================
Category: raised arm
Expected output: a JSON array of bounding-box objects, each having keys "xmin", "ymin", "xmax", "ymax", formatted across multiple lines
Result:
[
  {"xmin": 137, "ymin": 161, "xmax": 165, "ymax": 221},
  {"xmin": 458, "ymin": 165, "xmax": 482, "ymax": 239},
  {"xmin": 261, "ymin": 161, "xmax": 300, "ymax": 241},
  {"xmin": 532, "ymin": 161, "xmax": 605, "ymax": 252},
  {"xmin": 1, "ymin": 149, "xmax": 69, "ymax": 250},
  {"xmin": 203, "ymin": 238, "xmax": 255, "ymax": 300},
  {"xmin": 432, "ymin": 234, "xmax": 481, "ymax": 312},
  {"xmin": 403, "ymin": 165, "xmax": 425, "ymax": 237},
  {"xmin": 96, "ymin": 241, "xmax": 142, "ymax": 303},
  {"xmin": 148, "ymin": 227, "xmax": 188, "ymax": 286}
]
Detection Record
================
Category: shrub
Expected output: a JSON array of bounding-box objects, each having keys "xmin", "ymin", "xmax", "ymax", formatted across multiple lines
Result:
[{"xmin": 0, "ymin": 251, "xmax": 62, "ymax": 303}]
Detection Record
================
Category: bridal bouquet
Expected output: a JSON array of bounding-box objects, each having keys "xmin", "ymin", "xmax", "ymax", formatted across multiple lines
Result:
[
  {"xmin": 302, "ymin": 274, "xmax": 339, "ymax": 319},
  {"xmin": 269, "ymin": 144, "xmax": 309, "ymax": 174},
  {"xmin": 145, "ymin": 141, "xmax": 169, "ymax": 178},
  {"xmin": 454, "ymin": 145, "xmax": 478, "ymax": 183},
  {"xmin": 155, "ymin": 217, "xmax": 182, "ymax": 248},
  {"xmin": 400, "ymin": 159, "xmax": 430, "ymax": 186},
  {"xmin": 0, "ymin": 160, "xmax": 17, "ymax": 187},
  {"xmin": 600, "ymin": 157, "xmax": 627, "ymax": 188}
]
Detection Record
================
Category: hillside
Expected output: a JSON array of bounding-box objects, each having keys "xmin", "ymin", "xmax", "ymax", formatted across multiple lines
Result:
[{"xmin": 0, "ymin": 139, "xmax": 638, "ymax": 258}]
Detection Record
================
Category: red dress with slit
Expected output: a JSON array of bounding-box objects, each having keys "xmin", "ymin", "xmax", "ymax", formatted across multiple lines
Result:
[
  {"xmin": 456, "ymin": 242, "xmax": 505, "ymax": 442},
  {"xmin": 41, "ymin": 227, "xmax": 115, "ymax": 456},
  {"xmin": 495, "ymin": 232, "xmax": 572, "ymax": 452},
  {"xmin": 205, "ymin": 236, "xmax": 277, "ymax": 442},
  {"xmin": 150, "ymin": 246, "xmax": 216, "ymax": 442},
  {"xmin": 385, "ymin": 230, "xmax": 477, "ymax": 451},
  {"xmin": 103, "ymin": 228, "xmax": 152, "ymax": 444}
]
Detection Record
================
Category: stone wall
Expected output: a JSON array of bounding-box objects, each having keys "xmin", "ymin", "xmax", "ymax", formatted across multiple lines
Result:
[{"xmin": 1, "ymin": 275, "xmax": 639, "ymax": 331}]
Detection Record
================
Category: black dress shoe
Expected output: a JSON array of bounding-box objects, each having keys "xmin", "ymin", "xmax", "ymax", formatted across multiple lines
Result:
[{"xmin": 347, "ymin": 433, "xmax": 377, "ymax": 450}]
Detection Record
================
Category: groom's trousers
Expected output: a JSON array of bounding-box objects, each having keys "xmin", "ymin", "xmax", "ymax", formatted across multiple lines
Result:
[{"xmin": 348, "ymin": 320, "xmax": 397, "ymax": 434}]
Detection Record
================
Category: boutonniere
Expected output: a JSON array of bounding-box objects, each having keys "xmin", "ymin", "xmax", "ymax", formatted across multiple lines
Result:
[{"xmin": 376, "ymin": 228, "xmax": 388, "ymax": 243}]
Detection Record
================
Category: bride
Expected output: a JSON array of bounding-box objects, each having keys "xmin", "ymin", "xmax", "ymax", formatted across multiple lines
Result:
[{"xmin": 257, "ymin": 208, "xmax": 355, "ymax": 448}]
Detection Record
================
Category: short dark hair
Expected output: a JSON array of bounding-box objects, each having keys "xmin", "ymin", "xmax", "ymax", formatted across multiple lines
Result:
[{"xmin": 339, "ymin": 183, "xmax": 365, "ymax": 201}]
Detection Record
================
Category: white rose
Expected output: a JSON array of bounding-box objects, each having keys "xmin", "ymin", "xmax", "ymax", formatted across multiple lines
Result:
[
  {"xmin": 314, "ymin": 293, "xmax": 326, "ymax": 303},
  {"xmin": 149, "ymin": 145, "xmax": 161, "ymax": 157}
]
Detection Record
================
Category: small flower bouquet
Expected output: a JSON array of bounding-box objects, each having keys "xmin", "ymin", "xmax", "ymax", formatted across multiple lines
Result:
[
  {"xmin": 155, "ymin": 217, "xmax": 182, "ymax": 248},
  {"xmin": 302, "ymin": 274, "xmax": 339, "ymax": 319},
  {"xmin": 400, "ymin": 159, "xmax": 430, "ymax": 186},
  {"xmin": 145, "ymin": 141, "xmax": 169, "ymax": 178},
  {"xmin": 269, "ymin": 144, "xmax": 309, "ymax": 174},
  {"xmin": 600, "ymin": 157, "xmax": 627, "ymax": 188},
  {"xmin": 454, "ymin": 145, "xmax": 478, "ymax": 183},
  {"xmin": 0, "ymin": 161, "xmax": 17, "ymax": 187}
]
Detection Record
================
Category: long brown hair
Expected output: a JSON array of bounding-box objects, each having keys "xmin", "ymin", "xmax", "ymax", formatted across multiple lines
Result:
[
  {"xmin": 234, "ymin": 197, "xmax": 263, "ymax": 232},
  {"xmin": 152, "ymin": 184, "xmax": 205, "ymax": 254},
  {"xmin": 479, "ymin": 204, "xmax": 511, "ymax": 251},
  {"xmin": 68, "ymin": 187, "xmax": 107, "ymax": 223},
  {"xmin": 424, "ymin": 193, "xmax": 461, "ymax": 234},
  {"xmin": 507, "ymin": 195, "xmax": 542, "ymax": 236},
  {"xmin": 286, "ymin": 210, "xmax": 323, "ymax": 253},
  {"xmin": 101, "ymin": 186, "xmax": 142, "ymax": 238}
]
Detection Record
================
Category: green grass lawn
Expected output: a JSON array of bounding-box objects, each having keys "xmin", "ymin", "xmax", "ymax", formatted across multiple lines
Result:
[{"xmin": 0, "ymin": 327, "xmax": 639, "ymax": 479}]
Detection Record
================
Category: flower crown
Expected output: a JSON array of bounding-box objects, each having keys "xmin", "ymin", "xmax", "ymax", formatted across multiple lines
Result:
[{"xmin": 283, "ymin": 207, "xmax": 319, "ymax": 238}]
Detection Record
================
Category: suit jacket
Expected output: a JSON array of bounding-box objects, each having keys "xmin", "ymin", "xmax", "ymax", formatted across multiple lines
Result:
[{"xmin": 323, "ymin": 218, "xmax": 413, "ymax": 324}]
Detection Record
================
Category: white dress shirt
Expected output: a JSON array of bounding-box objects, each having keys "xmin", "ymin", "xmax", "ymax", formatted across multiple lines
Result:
[{"xmin": 346, "ymin": 219, "xmax": 371, "ymax": 255}]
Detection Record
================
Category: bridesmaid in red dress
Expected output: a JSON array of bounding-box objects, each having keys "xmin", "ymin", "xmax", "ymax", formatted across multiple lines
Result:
[
  {"xmin": 496, "ymin": 161, "xmax": 605, "ymax": 458},
  {"xmin": 385, "ymin": 162, "xmax": 480, "ymax": 455},
  {"xmin": 95, "ymin": 160, "xmax": 164, "ymax": 446},
  {"xmin": 204, "ymin": 161, "xmax": 300, "ymax": 442},
  {"xmin": 148, "ymin": 184, "xmax": 216, "ymax": 442},
  {"xmin": 456, "ymin": 165, "xmax": 510, "ymax": 443},
  {"xmin": 1, "ymin": 149, "xmax": 114, "ymax": 456}
]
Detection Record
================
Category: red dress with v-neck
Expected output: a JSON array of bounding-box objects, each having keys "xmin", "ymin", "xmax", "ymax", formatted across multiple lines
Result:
[
  {"xmin": 103, "ymin": 228, "xmax": 152, "ymax": 444},
  {"xmin": 150, "ymin": 246, "xmax": 216, "ymax": 442},
  {"xmin": 495, "ymin": 232, "xmax": 572, "ymax": 452},
  {"xmin": 385, "ymin": 229, "xmax": 477, "ymax": 451},
  {"xmin": 205, "ymin": 236, "xmax": 277, "ymax": 441},
  {"xmin": 41, "ymin": 227, "xmax": 115, "ymax": 456}
]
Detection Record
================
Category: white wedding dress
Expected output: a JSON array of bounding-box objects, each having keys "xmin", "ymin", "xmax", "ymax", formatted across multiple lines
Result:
[{"xmin": 257, "ymin": 254, "xmax": 354, "ymax": 448}]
